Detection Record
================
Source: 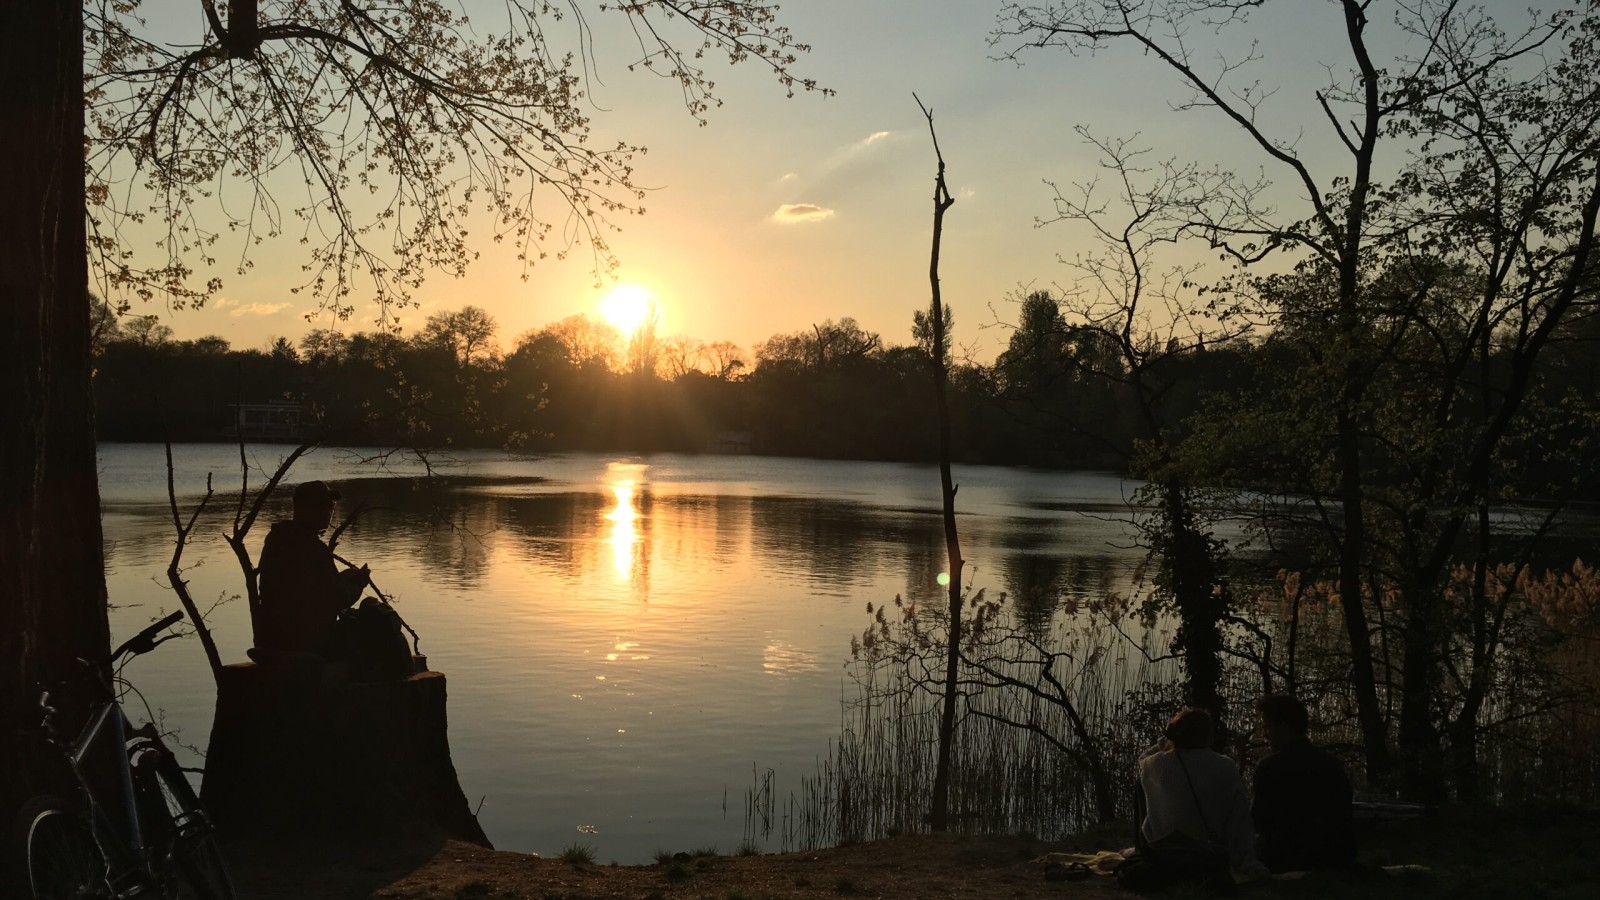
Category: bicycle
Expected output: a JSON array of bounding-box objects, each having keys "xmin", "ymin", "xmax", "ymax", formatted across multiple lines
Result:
[{"xmin": 12, "ymin": 610, "xmax": 236, "ymax": 899}]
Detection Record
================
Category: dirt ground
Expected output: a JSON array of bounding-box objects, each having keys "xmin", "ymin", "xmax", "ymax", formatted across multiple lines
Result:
[
  {"xmin": 226, "ymin": 831, "xmax": 1125, "ymax": 900},
  {"xmin": 223, "ymin": 807, "xmax": 1600, "ymax": 900}
]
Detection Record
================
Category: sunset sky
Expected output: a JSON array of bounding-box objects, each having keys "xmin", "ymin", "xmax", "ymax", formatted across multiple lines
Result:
[{"xmin": 124, "ymin": 0, "xmax": 1543, "ymax": 362}]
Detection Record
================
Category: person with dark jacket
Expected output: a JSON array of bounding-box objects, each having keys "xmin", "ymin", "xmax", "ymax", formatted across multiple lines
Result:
[
  {"xmin": 1251, "ymin": 694, "xmax": 1356, "ymax": 873},
  {"xmin": 256, "ymin": 480, "xmax": 368, "ymax": 657}
]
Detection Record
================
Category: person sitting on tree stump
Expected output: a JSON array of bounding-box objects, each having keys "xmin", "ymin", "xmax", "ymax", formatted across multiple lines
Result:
[{"xmin": 256, "ymin": 480, "xmax": 370, "ymax": 659}]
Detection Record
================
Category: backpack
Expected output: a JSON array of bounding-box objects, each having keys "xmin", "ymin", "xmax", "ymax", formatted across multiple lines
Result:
[
  {"xmin": 335, "ymin": 598, "xmax": 414, "ymax": 680},
  {"xmin": 1115, "ymin": 831, "xmax": 1235, "ymax": 895}
]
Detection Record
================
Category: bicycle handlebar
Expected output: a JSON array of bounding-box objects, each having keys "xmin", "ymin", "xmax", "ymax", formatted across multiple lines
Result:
[
  {"xmin": 108, "ymin": 610, "xmax": 186, "ymax": 667},
  {"xmin": 32, "ymin": 610, "xmax": 187, "ymax": 738}
]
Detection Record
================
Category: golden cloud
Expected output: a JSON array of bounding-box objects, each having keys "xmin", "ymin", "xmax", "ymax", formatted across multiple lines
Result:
[
  {"xmin": 771, "ymin": 203, "xmax": 836, "ymax": 224},
  {"xmin": 229, "ymin": 302, "xmax": 291, "ymax": 318}
]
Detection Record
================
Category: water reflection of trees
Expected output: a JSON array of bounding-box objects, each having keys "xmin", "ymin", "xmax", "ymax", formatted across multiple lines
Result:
[
  {"xmin": 1000, "ymin": 554, "xmax": 1067, "ymax": 631},
  {"xmin": 655, "ymin": 495, "xmax": 751, "ymax": 574},
  {"xmin": 102, "ymin": 470, "xmax": 1161, "ymax": 628},
  {"xmin": 996, "ymin": 553, "xmax": 1128, "ymax": 633},
  {"xmin": 331, "ymin": 478, "xmax": 503, "ymax": 591},
  {"xmin": 493, "ymin": 492, "xmax": 607, "ymax": 582},
  {"xmin": 415, "ymin": 512, "xmax": 497, "ymax": 590},
  {"xmin": 496, "ymin": 490, "xmax": 701, "ymax": 595},
  {"xmin": 749, "ymin": 497, "xmax": 943, "ymax": 598},
  {"xmin": 897, "ymin": 534, "xmax": 946, "ymax": 610}
]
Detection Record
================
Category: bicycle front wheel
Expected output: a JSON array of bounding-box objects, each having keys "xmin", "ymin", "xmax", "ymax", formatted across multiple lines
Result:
[
  {"xmin": 131, "ymin": 742, "xmax": 236, "ymax": 900},
  {"xmin": 168, "ymin": 833, "xmax": 233, "ymax": 900},
  {"xmin": 13, "ymin": 797, "xmax": 109, "ymax": 900}
]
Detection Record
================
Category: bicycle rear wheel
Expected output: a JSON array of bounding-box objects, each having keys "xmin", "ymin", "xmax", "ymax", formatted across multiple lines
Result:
[
  {"xmin": 131, "ymin": 742, "xmax": 236, "ymax": 900},
  {"xmin": 13, "ymin": 797, "xmax": 109, "ymax": 900}
]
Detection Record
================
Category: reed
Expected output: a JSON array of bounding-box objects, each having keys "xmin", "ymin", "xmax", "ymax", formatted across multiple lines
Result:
[
  {"xmin": 746, "ymin": 606, "xmax": 1185, "ymax": 851},
  {"xmin": 1225, "ymin": 566, "xmax": 1600, "ymax": 805},
  {"xmin": 745, "ymin": 566, "xmax": 1600, "ymax": 852}
]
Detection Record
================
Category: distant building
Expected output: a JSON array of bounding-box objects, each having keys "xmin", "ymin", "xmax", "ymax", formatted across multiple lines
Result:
[
  {"xmin": 709, "ymin": 430, "xmax": 754, "ymax": 454},
  {"xmin": 232, "ymin": 401, "xmax": 308, "ymax": 441}
]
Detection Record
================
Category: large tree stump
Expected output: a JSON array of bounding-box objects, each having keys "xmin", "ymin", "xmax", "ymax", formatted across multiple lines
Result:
[{"xmin": 201, "ymin": 662, "xmax": 489, "ymax": 847}]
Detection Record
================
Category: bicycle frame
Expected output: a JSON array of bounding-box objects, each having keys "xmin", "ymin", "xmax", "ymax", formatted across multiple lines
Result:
[
  {"xmin": 71, "ymin": 703, "xmax": 148, "ymax": 884},
  {"xmin": 32, "ymin": 609, "xmax": 199, "ymax": 898}
]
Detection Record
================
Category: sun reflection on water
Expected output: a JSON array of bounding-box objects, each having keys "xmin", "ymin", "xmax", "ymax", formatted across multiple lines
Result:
[
  {"xmin": 606, "ymin": 641, "xmax": 650, "ymax": 662},
  {"xmin": 603, "ymin": 463, "xmax": 648, "ymax": 581},
  {"xmin": 761, "ymin": 639, "xmax": 819, "ymax": 676}
]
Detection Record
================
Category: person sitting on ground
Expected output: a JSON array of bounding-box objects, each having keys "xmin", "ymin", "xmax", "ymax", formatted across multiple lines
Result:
[
  {"xmin": 1251, "ymin": 693, "xmax": 1356, "ymax": 873},
  {"xmin": 256, "ymin": 480, "xmax": 370, "ymax": 659},
  {"xmin": 1138, "ymin": 708, "xmax": 1267, "ymax": 883}
]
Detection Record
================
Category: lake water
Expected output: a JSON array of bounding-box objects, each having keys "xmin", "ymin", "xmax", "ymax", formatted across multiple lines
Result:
[{"xmin": 98, "ymin": 443, "xmax": 1151, "ymax": 862}]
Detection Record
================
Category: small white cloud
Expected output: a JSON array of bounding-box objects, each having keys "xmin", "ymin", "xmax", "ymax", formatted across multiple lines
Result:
[
  {"xmin": 230, "ymin": 302, "xmax": 291, "ymax": 318},
  {"xmin": 780, "ymin": 172, "xmax": 798, "ymax": 182},
  {"xmin": 771, "ymin": 203, "xmax": 836, "ymax": 224},
  {"xmin": 211, "ymin": 297, "xmax": 236, "ymax": 310},
  {"xmin": 864, "ymin": 130, "xmax": 891, "ymax": 144},
  {"xmin": 959, "ymin": 186, "xmax": 978, "ymax": 200}
]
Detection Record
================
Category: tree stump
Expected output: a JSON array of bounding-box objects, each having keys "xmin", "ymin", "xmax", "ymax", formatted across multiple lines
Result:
[{"xmin": 201, "ymin": 661, "xmax": 489, "ymax": 847}]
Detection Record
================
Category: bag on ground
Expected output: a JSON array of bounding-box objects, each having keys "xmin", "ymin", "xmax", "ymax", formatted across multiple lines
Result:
[{"xmin": 1115, "ymin": 831, "xmax": 1235, "ymax": 896}]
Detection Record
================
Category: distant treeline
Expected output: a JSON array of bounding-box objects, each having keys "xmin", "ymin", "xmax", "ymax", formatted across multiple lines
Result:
[
  {"xmin": 89, "ymin": 299, "xmax": 1195, "ymax": 467},
  {"xmin": 91, "ymin": 295, "xmax": 1597, "ymax": 491}
]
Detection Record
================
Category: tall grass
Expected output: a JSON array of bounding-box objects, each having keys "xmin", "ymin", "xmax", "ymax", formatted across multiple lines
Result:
[
  {"xmin": 746, "ymin": 612, "xmax": 1183, "ymax": 851},
  {"xmin": 746, "ymin": 564, "xmax": 1600, "ymax": 852}
]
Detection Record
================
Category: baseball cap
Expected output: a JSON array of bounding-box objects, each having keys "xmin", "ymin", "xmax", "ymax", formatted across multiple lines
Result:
[{"xmin": 292, "ymin": 480, "xmax": 341, "ymax": 505}]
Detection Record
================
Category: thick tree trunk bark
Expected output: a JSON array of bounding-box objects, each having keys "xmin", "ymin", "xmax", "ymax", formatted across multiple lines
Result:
[{"xmin": 0, "ymin": 1, "xmax": 110, "ymax": 819}]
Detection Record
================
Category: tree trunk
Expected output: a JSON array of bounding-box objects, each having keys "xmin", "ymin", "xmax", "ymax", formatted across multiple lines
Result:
[
  {"xmin": 1448, "ymin": 705, "xmax": 1482, "ymax": 804},
  {"xmin": 1335, "ymin": 408, "xmax": 1391, "ymax": 782},
  {"xmin": 917, "ymin": 98, "xmax": 961, "ymax": 833},
  {"xmin": 1161, "ymin": 484, "xmax": 1227, "ymax": 732},
  {"xmin": 202, "ymin": 663, "xmax": 490, "ymax": 847},
  {"xmin": 1331, "ymin": 0, "xmax": 1393, "ymax": 786},
  {"xmin": 1396, "ymin": 591, "xmax": 1446, "ymax": 802},
  {"xmin": 0, "ymin": 0, "xmax": 110, "ymax": 819}
]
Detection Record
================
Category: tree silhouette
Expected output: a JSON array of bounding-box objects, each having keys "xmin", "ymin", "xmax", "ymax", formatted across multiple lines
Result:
[
  {"xmin": 3, "ymin": 0, "xmax": 820, "ymax": 817},
  {"xmin": 999, "ymin": 0, "xmax": 1600, "ymax": 796},
  {"xmin": 86, "ymin": 1, "xmax": 824, "ymax": 317},
  {"xmin": 422, "ymin": 306, "xmax": 499, "ymax": 369},
  {"xmin": 1, "ymin": 0, "xmax": 107, "ymax": 821}
]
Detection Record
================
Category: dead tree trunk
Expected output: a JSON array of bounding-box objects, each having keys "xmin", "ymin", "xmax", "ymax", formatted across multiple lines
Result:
[
  {"xmin": 916, "ymin": 95, "xmax": 963, "ymax": 833},
  {"xmin": 202, "ymin": 663, "xmax": 490, "ymax": 847}
]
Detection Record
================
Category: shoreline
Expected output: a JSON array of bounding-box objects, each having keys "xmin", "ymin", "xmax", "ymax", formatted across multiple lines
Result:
[{"xmin": 224, "ymin": 805, "xmax": 1600, "ymax": 899}]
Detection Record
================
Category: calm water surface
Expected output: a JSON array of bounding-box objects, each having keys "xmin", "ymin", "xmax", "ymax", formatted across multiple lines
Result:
[{"xmin": 98, "ymin": 444, "xmax": 1147, "ymax": 862}]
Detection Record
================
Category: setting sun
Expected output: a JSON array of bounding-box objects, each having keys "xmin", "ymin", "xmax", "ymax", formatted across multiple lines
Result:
[{"xmin": 598, "ymin": 284, "xmax": 655, "ymax": 336}]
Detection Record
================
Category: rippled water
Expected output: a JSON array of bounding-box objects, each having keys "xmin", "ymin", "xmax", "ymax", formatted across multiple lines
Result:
[{"xmin": 99, "ymin": 443, "xmax": 1148, "ymax": 862}]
